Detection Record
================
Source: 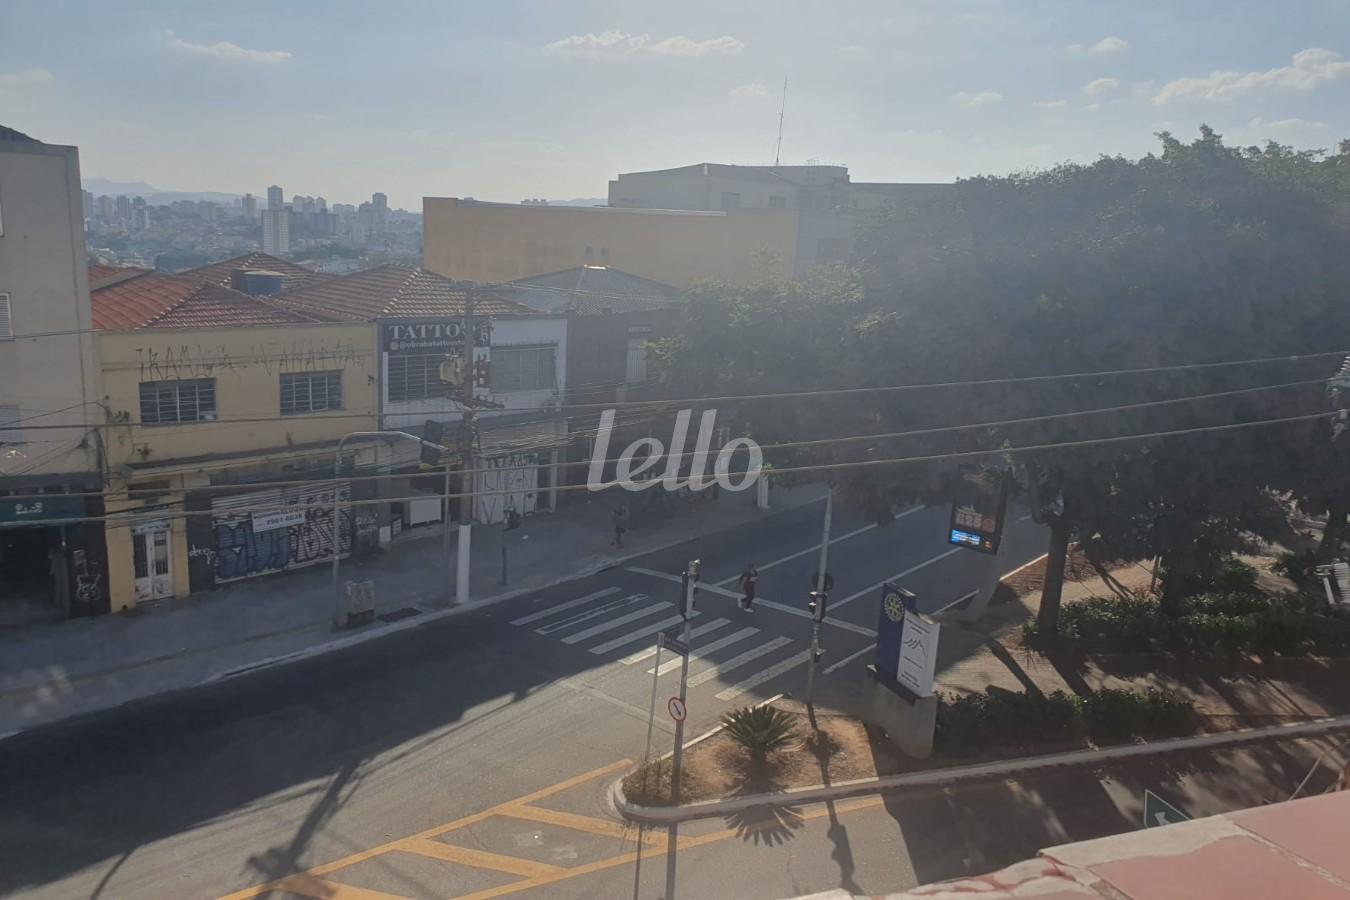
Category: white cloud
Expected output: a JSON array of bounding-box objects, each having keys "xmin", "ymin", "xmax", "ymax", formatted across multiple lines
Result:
[
  {"xmin": 1033, "ymin": 99, "xmax": 1068, "ymax": 109},
  {"xmin": 1247, "ymin": 116, "xmax": 1327, "ymax": 130},
  {"xmin": 545, "ymin": 30, "xmax": 744, "ymax": 58},
  {"xmin": 951, "ymin": 90, "xmax": 1003, "ymax": 108},
  {"xmin": 649, "ymin": 35, "xmax": 745, "ymax": 57},
  {"xmin": 1154, "ymin": 48, "xmax": 1350, "ymax": 104},
  {"xmin": 730, "ymin": 81, "xmax": 770, "ymax": 99},
  {"xmin": 1069, "ymin": 36, "xmax": 1129, "ymax": 54},
  {"xmin": 0, "ymin": 67, "xmax": 54, "ymax": 90},
  {"xmin": 1083, "ymin": 77, "xmax": 1121, "ymax": 95},
  {"xmin": 165, "ymin": 31, "xmax": 291, "ymax": 64}
]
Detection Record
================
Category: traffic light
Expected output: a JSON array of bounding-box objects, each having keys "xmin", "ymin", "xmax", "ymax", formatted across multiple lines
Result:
[
  {"xmin": 808, "ymin": 590, "xmax": 828, "ymax": 622},
  {"xmin": 682, "ymin": 559, "xmax": 701, "ymax": 618}
]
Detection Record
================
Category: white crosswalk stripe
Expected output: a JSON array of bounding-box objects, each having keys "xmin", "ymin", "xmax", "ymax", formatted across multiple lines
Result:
[
  {"xmin": 561, "ymin": 603, "xmax": 684, "ymax": 645},
  {"xmin": 686, "ymin": 637, "xmax": 792, "ymax": 688},
  {"xmin": 649, "ymin": 627, "xmax": 760, "ymax": 676},
  {"xmin": 714, "ymin": 650, "xmax": 813, "ymax": 701},
  {"xmin": 619, "ymin": 619, "xmax": 730, "ymax": 665},
  {"xmin": 510, "ymin": 588, "xmax": 620, "ymax": 626},
  {"xmin": 533, "ymin": 593, "xmax": 648, "ymax": 635},
  {"xmin": 588, "ymin": 613, "xmax": 689, "ymax": 655}
]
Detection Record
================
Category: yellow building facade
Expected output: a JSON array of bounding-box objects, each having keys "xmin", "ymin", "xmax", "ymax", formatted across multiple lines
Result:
[
  {"xmin": 91, "ymin": 263, "xmax": 381, "ymax": 611},
  {"xmin": 422, "ymin": 198, "xmax": 798, "ymax": 288}
]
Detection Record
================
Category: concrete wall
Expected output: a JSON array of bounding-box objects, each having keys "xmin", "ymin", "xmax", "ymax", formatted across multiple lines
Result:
[
  {"xmin": 422, "ymin": 199, "xmax": 797, "ymax": 288},
  {"xmin": 0, "ymin": 140, "xmax": 101, "ymax": 479}
]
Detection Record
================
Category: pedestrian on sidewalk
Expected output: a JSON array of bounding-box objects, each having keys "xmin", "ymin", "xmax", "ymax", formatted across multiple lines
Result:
[
  {"xmin": 611, "ymin": 502, "xmax": 629, "ymax": 548},
  {"xmin": 739, "ymin": 563, "xmax": 759, "ymax": 613}
]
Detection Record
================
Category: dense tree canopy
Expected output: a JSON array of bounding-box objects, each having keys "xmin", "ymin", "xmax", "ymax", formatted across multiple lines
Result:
[{"xmin": 657, "ymin": 128, "xmax": 1350, "ymax": 622}]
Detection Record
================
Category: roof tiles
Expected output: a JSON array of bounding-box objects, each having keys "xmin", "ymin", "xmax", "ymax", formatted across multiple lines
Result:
[
  {"xmin": 91, "ymin": 272, "xmax": 333, "ymax": 331},
  {"xmin": 273, "ymin": 264, "xmax": 540, "ymax": 321}
]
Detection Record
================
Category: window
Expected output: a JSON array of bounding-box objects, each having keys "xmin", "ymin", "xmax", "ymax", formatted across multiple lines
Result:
[
  {"xmin": 768, "ymin": 195, "xmax": 787, "ymax": 209},
  {"xmin": 720, "ymin": 192, "xmax": 741, "ymax": 210},
  {"xmin": 280, "ymin": 371, "xmax": 343, "ymax": 415},
  {"xmin": 0, "ymin": 405, "xmax": 20, "ymax": 445},
  {"xmin": 387, "ymin": 354, "xmax": 447, "ymax": 402},
  {"xmin": 490, "ymin": 347, "xmax": 556, "ymax": 392},
  {"xmin": 626, "ymin": 328, "xmax": 651, "ymax": 384},
  {"xmin": 816, "ymin": 237, "xmax": 851, "ymax": 264},
  {"xmin": 139, "ymin": 378, "xmax": 216, "ymax": 424},
  {"xmin": 0, "ymin": 294, "xmax": 10, "ymax": 340}
]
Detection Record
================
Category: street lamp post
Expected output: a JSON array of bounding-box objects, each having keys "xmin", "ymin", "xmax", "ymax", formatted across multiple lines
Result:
[{"xmin": 332, "ymin": 430, "xmax": 451, "ymax": 628}]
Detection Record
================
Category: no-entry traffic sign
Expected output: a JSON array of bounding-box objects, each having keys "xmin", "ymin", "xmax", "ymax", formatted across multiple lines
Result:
[{"xmin": 667, "ymin": 696, "xmax": 687, "ymax": 722}]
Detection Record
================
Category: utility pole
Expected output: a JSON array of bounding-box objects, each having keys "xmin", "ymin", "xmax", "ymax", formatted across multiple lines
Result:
[
  {"xmin": 455, "ymin": 286, "xmax": 477, "ymax": 603},
  {"xmin": 805, "ymin": 487, "xmax": 832, "ymax": 716}
]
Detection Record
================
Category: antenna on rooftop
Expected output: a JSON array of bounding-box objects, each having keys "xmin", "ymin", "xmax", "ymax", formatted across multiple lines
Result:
[{"xmin": 773, "ymin": 78, "xmax": 787, "ymax": 167}]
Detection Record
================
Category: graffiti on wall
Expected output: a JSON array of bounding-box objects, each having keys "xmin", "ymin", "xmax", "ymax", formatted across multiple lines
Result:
[
  {"xmin": 211, "ymin": 483, "xmax": 370, "ymax": 583},
  {"xmin": 476, "ymin": 453, "xmax": 540, "ymax": 525},
  {"xmin": 135, "ymin": 339, "xmax": 364, "ymax": 382}
]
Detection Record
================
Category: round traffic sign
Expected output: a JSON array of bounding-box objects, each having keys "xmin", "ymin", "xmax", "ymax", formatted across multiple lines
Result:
[{"xmin": 667, "ymin": 696, "xmax": 687, "ymax": 722}]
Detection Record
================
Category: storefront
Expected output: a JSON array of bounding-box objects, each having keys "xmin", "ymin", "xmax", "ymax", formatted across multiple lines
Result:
[{"xmin": 0, "ymin": 491, "xmax": 108, "ymax": 624}]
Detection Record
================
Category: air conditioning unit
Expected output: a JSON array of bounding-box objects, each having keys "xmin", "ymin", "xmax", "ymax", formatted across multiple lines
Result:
[{"xmin": 336, "ymin": 579, "xmax": 376, "ymax": 628}]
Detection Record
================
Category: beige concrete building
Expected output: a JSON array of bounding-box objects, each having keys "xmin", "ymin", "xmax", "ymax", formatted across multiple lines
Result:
[
  {"xmin": 0, "ymin": 126, "xmax": 106, "ymax": 623},
  {"xmin": 422, "ymin": 197, "xmax": 797, "ymax": 288}
]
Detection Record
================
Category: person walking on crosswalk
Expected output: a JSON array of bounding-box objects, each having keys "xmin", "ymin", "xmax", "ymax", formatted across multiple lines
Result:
[{"xmin": 738, "ymin": 563, "xmax": 759, "ymax": 613}]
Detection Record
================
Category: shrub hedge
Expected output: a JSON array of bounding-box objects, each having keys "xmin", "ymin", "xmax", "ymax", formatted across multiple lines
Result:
[
  {"xmin": 935, "ymin": 686, "xmax": 1195, "ymax": 751},
  {"xmin": 1026, "ymin": 590, "xmax": 1350, "ymax": 656}
]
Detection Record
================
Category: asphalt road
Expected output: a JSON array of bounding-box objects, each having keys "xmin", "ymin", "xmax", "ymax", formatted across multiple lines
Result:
[{"xmin": 0, "ymin": 499, "xmax": 1048, "ymax": 899}]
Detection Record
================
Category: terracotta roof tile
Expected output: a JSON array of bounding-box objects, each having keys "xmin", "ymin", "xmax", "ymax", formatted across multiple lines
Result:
[
  {"xmin": 179, "ymin": 252, "xmax": 332, "ymax": 293},
  {"xmin": 92, "ymin": 273, "xmax": 335, "ymax": 331},
  {"xmin": 273, "ymin": 264, "xmax": 540, "ymax": 321}
]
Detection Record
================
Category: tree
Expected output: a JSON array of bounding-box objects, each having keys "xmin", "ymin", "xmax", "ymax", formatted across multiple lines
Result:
[{"xmin": 659, "ymin": 128, "xmax": 1350, "ymax": 628}]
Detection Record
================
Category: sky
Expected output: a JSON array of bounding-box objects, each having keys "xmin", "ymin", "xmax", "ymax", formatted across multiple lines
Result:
[{"xmin": 2, "ymin": 0, "xmax": 1348, "ymax": 209}]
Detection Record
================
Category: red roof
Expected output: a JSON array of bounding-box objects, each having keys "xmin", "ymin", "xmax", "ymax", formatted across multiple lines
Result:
[
  {"xmin": 179, "ymin": 252, "xmax": 332, "ymax": 293},
  {"xmin": 274, "ymin": 264, "xmax": 539, "ymax": 321},
  {"xmin": 91, "ymin": 271, "xmax": 334, "ymax": 331},
  {"xmin": 87, "ymin": 264, "xmax": 144, "ymax": 287}
]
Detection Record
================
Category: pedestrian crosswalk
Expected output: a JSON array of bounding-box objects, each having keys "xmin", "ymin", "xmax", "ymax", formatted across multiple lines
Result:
[{"xmin": 509, "ymin": 584, "xmax": 819, "ymax": 703}]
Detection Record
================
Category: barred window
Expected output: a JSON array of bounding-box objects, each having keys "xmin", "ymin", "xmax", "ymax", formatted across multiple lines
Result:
[
  {"xmin": 139, "ymin": 378, "xmax": 216, "ymax": 424},
  {"xmin": 387, "ymin": 353, "xmax": 446, "ymax": 402},
  {"xmin": 489, "ymin": 347, "xmax": 556, "ymax": 393},
  {"xmin": 280, "ymin": 371, "xmax": 343, "ymax": 415}
]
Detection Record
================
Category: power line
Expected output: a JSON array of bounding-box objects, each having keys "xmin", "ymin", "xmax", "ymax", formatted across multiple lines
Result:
[
  {"xmin": 0, "ymin": 409, "xmax": 1333, "ymax": 529},
  {"xmin": 7, "ymin": 348, "xmax": 1344, "ymax": 433},
  {"xmin": 0, "ymin": 375, "xmax": 1327, "ymax": 501}
]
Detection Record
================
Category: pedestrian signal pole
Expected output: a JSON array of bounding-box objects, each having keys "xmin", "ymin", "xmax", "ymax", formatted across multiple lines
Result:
[
  {"xmin": 670, "ymin": 558, "xmax": 699, "ymax": 804},
  {"xmin": 805, "ymin": 488, "xmax": 833, "ymax": 716}
]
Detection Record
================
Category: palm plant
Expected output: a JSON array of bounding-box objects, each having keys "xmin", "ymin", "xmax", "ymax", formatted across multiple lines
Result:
[{"xmin": 721, "ymin": 706, "xmax": 795, "ymax": 760}]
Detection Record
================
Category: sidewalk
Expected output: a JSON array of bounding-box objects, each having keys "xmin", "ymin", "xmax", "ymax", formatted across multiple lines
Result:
[
  {"xmin": 811, "ymin": 553, "xmax": 1350, "ymax": 730},
  {"xmin": 0, "ymin": 484, "xmax": 826, "ymax": 739}
]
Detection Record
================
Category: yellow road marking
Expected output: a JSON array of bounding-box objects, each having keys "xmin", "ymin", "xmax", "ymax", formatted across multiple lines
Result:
[
  {"xmin": 451, "ymin": 795, "xmax": 889, "ymax": 900},
  {"xmin": 394, "ymin": 838, "xmax": 564, "ymax": 878},
  {"xmin": 217, "ymin": 760, "xmax": 629, "ymax": 900},
  {"xmin": 498, "ymin": 804, "xmax": 665, "ymax": 846},
  {"xmin": 270, "ymin": 872, "xmax": 411, "ymax": 900}
]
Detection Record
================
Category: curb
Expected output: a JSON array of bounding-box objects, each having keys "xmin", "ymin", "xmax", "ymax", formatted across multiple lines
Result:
[
  {"xmin": 0, "ymin": 496, "xmax": 824, "ymax": 745},
  {"xmin": 612, "ymin": 712, "xmax": 1350, "ymax": 825}
]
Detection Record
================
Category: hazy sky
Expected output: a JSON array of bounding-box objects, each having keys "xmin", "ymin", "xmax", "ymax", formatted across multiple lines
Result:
[{"xmin": 2, "ymin": 1, "xmax": 1348, "ymax": 208}]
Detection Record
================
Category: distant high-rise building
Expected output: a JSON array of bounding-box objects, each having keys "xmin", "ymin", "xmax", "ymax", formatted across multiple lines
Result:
[
  {"xmin": 353, "ymin": 201, "xmax": 375, "ymax": 244},
  {"xmin": 97, "ymin": 194, "xmax": 115, "ymax": 220},
  {"xmin": 81, "ymin": 189, "xmax": 94, "ymax": 218},
  {"xmin": 316, "ymin": 196, "xmax": 327, "ymax": 212},
  {"xmin": 261, "ymin": 208, "xmax": 290, "ymax": 254},
  {"xmin": 130, "ymin": 196, "xmax": 148, "ymax": 231},
  {"xmin": 267, "ymin": 185, "xmax": 283, "ymax": 210},
  {"xmin": 241, "ymin": 192, "xmax": 258, "ymax": 220},
  {"xmin": 114, "ymin": 194, "xmax": 132, "ymax": 221},
  {"xmin": 372, "ymin": 192, "xmax": 388, "ymax": 229}
]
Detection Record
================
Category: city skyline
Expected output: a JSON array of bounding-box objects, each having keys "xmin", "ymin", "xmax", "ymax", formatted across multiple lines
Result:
[{"xmin": 1, "ymin": 1, "xmax": 1347, "ymax": 209}]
